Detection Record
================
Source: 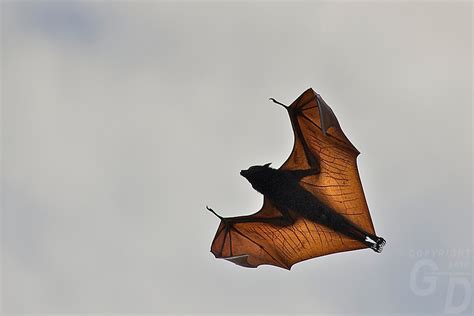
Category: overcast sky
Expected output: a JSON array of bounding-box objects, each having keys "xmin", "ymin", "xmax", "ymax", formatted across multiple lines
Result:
[{"xmin": 1, "ymin": 1, "xmax": 472, "ymax": 315}]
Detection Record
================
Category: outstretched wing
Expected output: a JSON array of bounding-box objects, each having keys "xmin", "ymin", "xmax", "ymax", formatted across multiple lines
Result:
[
  {"xmin": 210, "ymin": 198, "xmax": 291, "ymax": 269},
  {"xmin": 211, "ymin": 198, "xmax": 368, "ymax": 269},
  {"xmin": 281, "ymin": 88, "xmax": 375, "ymax": 236}
]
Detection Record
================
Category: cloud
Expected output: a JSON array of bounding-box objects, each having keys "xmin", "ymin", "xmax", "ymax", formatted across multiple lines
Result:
[{"xmin": 5, "ymin": 1, "xmax": 102, "ymax": 46}]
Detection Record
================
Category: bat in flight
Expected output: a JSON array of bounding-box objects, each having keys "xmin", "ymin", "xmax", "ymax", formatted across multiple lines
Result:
[{"xmin": 207, "ymin": 88, "xmax": 385, "ymax": 270}]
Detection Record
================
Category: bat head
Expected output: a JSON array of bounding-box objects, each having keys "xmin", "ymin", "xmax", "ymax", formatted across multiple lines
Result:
[
  {"xmin": 240, "ymin": 163, "xmax": 271, "ymax": 177},
  {"xmin": 240, "ymin": 163, "xmax": 272, "ymax": 193}
]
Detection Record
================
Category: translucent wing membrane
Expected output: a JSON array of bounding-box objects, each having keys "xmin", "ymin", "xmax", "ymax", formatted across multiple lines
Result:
[
  {"xmin": 211, "ymin": 200, "xmax": 367, "ymax": 269},
  {"xmin": 281, "ymin": 88, "xmax": 375, "ymax": 235},
  {"xmin": 210, "ymin": 88, "xmax": 378, "ymax": 269}
]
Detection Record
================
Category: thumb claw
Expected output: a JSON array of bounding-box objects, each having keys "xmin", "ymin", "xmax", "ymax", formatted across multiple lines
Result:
[
  {"xmin": 206, "ymin": 206, "xmax": 223, "ymax": 220},
  {"xmin": 269, "ymin": 98, "xmax": 289, "ymax": 109}
]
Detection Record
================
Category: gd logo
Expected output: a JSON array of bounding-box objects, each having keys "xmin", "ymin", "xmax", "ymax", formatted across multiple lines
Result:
[{"xmin": 410, "ymin": 258, "xmax": 471, "ymax": 314}]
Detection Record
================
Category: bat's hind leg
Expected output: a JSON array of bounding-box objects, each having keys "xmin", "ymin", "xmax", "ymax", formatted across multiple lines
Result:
[
  {"xmin": 354, "ymin": 225, "xmax": 386, "ymax": 252},
  {"xmin": 332, "ymin": 215, "xmax": 386, "ymax": 253},
  {"xmin": 368, "ymin": 235, "xmax": 386, "ymax": 253},
  {"xmin": 346, "ymin": 224, "xmax": 386, "ymax": 253}
]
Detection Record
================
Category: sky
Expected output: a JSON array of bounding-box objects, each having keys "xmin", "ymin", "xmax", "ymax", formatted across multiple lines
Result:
[{"xmin": 1, "ymin": 1, "xmax": 472, "ymax": 315}]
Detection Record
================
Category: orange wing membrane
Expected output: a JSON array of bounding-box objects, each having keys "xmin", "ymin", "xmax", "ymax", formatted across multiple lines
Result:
[{"xmin": 209, "ymin": 88, "xmax": 383, "ymax": 269}]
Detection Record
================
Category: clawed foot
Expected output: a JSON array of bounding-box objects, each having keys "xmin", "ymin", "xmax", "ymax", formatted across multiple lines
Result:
[
  {"xmin": 377, "ymin": 237, "xmax": 386, "ymax": 246},
  {"xmin": 370, "ymin": 237, "xmax": 386, "ymax": 253}
]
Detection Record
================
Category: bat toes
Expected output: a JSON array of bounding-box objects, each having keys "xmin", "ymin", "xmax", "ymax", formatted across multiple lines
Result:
[
  {"xmin": 370, "ymin": 237, "xmax": 386, "ymax": 253},
  {"xmin": 377, "ymin": 237, "xmax": 386, "ymax": 247}
]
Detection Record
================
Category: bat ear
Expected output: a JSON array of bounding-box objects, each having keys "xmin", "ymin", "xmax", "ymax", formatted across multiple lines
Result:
[{"xmin": 263, "ymin": 162, "xmax": 272, "ymax": 168}]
